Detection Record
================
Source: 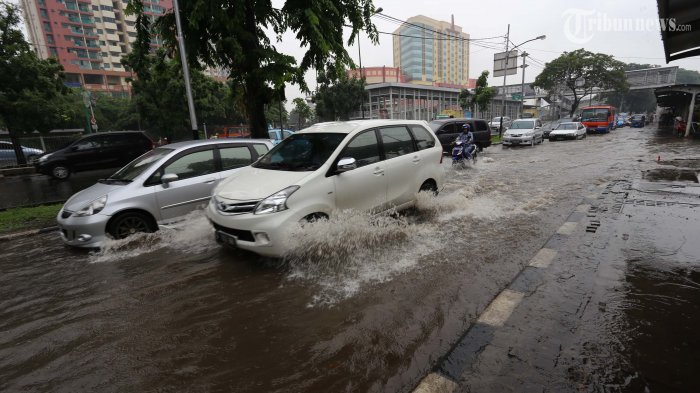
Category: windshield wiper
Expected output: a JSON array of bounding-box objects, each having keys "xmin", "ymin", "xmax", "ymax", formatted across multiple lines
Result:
[{"xmin": 98, "ymin": 178, "xmax": 132, "ymax": 184}]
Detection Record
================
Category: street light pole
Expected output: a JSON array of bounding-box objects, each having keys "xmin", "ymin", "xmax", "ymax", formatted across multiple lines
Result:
[
  {"xmin": 358, "ymin": 7, "xmax": 383, "ymax": 120},
  {"xmin": 172, "ymin": 0, "xmax": 199, "ymax": 140},
  {"xmin": 498, "ymin": 24, "xmax": 510, "ymax": 138},
  {"xmin": 519, "ymin": 52, "xmax": 528, "ymax": 117}
]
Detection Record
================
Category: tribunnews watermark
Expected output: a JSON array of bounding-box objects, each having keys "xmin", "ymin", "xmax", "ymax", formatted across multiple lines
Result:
[{"xmin": 563, "ymin": 9, "xmax": 692, "ymax": 44}]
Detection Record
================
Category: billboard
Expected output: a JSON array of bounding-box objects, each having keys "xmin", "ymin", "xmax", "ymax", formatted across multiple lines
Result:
[{"xmin": 493, "ymin": 50, "xmax": 519, "ymax": 77}]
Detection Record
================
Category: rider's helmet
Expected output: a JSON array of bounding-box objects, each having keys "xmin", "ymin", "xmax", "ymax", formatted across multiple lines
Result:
[{"xmin": 462, "ymin": 123, "xmax": 471, "ymax": 132}]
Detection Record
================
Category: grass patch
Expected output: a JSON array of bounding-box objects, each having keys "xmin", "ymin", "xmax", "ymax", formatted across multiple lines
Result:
[
  {"xmin": 491, "ymin": 134, "xmax": 502, "ymax": 143},
  {"xmin": 0, "ymin": 204, "xmax": 62, "ymax": 234}
]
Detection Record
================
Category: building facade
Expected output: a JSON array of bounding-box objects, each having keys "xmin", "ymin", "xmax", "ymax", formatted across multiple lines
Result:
[
  {"xmin": 392, "ymin": 15, "xmax": 470, "ymax": 87},
  {"xmin": 347, "ymin": 66, "xmax": 407, "ymax": 84},
  {"xmin": 22, "ymin": 0, "xmax": 171, "ymax": 96}
]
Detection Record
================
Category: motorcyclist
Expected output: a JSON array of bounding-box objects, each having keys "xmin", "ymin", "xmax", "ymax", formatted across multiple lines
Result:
[{"xmin": 456, "ymin": 124, "xmax": 476, "ymax": 160}]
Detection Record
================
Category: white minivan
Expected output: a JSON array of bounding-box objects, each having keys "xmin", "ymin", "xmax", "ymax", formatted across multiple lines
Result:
[{"xmin": 206, "ymin": 120, "xmax": 445, "ymax": 257}]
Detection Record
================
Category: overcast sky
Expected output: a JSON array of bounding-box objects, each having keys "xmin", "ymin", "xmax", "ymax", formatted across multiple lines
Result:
[{"xmin": 275, "ymin": 0, "xmax": 700, "ymax": 108}]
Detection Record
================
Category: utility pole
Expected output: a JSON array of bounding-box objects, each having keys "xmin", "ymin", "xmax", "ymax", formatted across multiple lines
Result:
[
  {"xmin": 498, "ymin": 24, "xmax": 510, "ymax": 137},
  {"xmin": 172, "ymin": 0, "xmax": 199, "ymax": 140},
  {"xmin": 519, "ymin": 52, "xmax": 528, "ymax": 117},
  {"xmin": 358, "ymin": 37, "xmax": 365, "ymax": 119}
]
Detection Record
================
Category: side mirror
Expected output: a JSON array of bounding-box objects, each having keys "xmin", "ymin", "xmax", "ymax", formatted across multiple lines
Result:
[
  {"xmin": 70, "ymin": 145, "xmax": 79, "ymax": 151},
  {"xmin": 336, "ymin": 157, "xmax": 357, "ymax": 173},
  {"xmin": 161, "ymin": 173, "xmax": 179, "ymax": 186}
]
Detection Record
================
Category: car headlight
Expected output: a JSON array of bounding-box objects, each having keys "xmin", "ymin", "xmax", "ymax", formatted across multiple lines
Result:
[
  {"xmin": 254, "ymin": 186, "xmax": 299, "ymax": 214},
  {"xmin": 73, "ymin": 195, "xmax": 108, "ymax": 217}
]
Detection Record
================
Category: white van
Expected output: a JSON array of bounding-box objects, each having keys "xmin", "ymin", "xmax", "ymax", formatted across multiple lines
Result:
[{"xmin": 206, "ymin": 120, "xmax": 445, "ymax": 257}]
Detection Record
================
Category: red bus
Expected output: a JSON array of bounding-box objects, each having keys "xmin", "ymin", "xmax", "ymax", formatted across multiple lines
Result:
[{"xmin": 580, "ymin": 105, "xmax": 617, "ymax": 133}]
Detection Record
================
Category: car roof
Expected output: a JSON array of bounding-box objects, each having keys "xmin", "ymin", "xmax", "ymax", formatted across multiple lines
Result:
[
  {"xmin": 163, "ymin": 138, "xmax": 272, "ymax": 149},
  {"xmin": 297, "ymin": 119, "xmax": 431, "ymax": 134},
  {"xmin": 513, "ymin": 118, "xmax": 540, "ymax": 121},
  {"xmin": 429, "ymin": 118, "xmax": 486, "ymax": 124}
]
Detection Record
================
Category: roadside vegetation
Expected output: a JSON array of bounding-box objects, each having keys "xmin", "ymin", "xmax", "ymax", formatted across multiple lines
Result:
[{"xmin": 0, "ymin": 204, "xmax": 61, "ymax": 234}]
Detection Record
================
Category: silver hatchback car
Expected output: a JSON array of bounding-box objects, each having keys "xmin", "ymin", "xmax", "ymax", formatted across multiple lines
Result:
[{"xmin": 57, "ymin": 138, "xmax": 273, "ymax": 248}]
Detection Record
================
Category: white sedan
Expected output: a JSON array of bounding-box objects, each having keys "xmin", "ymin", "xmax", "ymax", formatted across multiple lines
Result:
[{"xmin": 548, "ymin": 122, "xmax": 587, "ymax": 141}]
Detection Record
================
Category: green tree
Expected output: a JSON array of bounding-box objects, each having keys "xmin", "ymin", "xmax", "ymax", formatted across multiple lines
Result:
[
  {"xmin": 314, "ymin": 73, "xmax": 367, "ymax": 121},
  {"xmin": 137, "ymin": 0, "xmax": 378, "ymax": 138},
  {"xmin": 265, "ymin": 98, "xmax": 289, "ymax": 129},
  {"xmin": 458, "ymin": 88, "xmax": 473, "ymax": 113},
  {"xmin": 0, "ymin": 1, "xmax": 72, "ymax": 164},
  {"xmin": 473, "ymin": 71, "xmax": 495, "ymax": 116},
  {"xmin": 676, "ymin": 68, "xmax": 700, "ymax": 84},
  {"xmin": 291, "ymin": 97, "xmax": 313, "ymax": 129},
  {"xmin": 533, "ymin": 49, "xmax": 628, "ymax": 115}
]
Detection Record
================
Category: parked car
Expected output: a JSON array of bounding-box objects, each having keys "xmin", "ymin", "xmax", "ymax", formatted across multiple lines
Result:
[
  {"xmin": 0, "ymin": 141, "xmax": 44, "ymax": 167},
  {"xmin": 548, "ymin": 122, "xmax": 587, "ymax": 141},
  {"xmin": 544, "ymin": 117, "xmax": 573, "ymax": 139},
  {"xmin": 267, "ymin": 128, "xmax": 295, "ymax": 145},
  {"xmin": 36, "ymin": 131, "xmax": 154, "ymax": 180},
  {"xmin": 502, "ymin": 118, "xmax": 544, "ymax": 146},
  {"xmin": 488, "ymin": 117, "xmax": 512, "ymax": 133},
  {"xmin": 428, "ymin": 118, "xmax": 492, "ymax": 152},
  {"xmin": 630, "ymin": 114, "xmax": 646, "ymax": 128},
  {"xmin": 56, "ymin": 139, "xmax": 273, "ymax": 248},
  {"xmin": 207, "ymin": 120, "xmax": 445, "ymax": 257}
]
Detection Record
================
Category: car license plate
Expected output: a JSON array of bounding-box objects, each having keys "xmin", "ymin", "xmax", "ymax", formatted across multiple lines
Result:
[{"xmin": 216, "ymin": 230, "xmax": 237, "ymax": 247}]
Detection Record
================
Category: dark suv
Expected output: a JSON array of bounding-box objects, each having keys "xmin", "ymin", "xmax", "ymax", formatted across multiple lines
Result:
[
  {"xmin": 427, "ymin": 118, "xmax": 492, "ymax": 152},
  {"xmin": 36, "ymin": 131, "xmax": 153, "ymax": 180}
]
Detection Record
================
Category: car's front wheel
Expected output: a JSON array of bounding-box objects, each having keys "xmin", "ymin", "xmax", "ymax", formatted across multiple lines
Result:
[
  {"xmin": 51, "ymin": 164, "xmax": 71, "ymax": 180},
  {"xmin": 108, "ymin": 212, "xmax": 156, "ymax": 239}
]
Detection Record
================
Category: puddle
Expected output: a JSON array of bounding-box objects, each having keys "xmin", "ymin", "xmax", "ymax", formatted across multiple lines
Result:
[{"xmin": 642, "ymin": 168, "xmax": 698, "ymax": 183}]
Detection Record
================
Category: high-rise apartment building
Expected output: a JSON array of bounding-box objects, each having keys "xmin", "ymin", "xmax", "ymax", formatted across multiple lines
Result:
[
  {"xmin": 392, "ymin": 15, "xmax": 470, "ymax": 88},
  {"xmin": 22, "ymin": 0, "xmax": 171, "ymax": 97}
]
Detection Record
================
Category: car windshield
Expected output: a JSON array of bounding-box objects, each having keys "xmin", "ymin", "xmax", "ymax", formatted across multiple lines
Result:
[
  {"xmin": 106, "ymin": 148, "xmax": 173, "ymax": 182},
  {"xmin": 252, "ymin": 133, "xmax": 347, "ymax": 172},
  {"xmin": 581, "ymin": 108, "xmax": 609, "ymax": 122},
  {"xmin": 428, "ymin": 121, "xmax": 446, "ymax": 132},
  {"xmin": 632, "ymin": 115, "xmax": 643, "ymax": 120},
  {"xmin": 556, "ymin": 123, "xmax": 577, "ymax": 130},
  {"xmin": 491, "ymin": 117, "xmax": 503, "ymax": 122},
  {"xmin": 509, "ymin": 120, "xmax": 535, "ymax": 129}
]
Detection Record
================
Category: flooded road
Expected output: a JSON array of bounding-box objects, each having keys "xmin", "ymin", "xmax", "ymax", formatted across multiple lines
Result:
[{"xmin": 1, "ymin": 126, "xmax": 698, "ymax": 392}]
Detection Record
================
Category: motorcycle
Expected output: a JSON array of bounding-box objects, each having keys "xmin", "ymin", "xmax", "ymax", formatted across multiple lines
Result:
[{"xmin": 451, "ymin": 140, "xmax": 477, "ymax": 168}]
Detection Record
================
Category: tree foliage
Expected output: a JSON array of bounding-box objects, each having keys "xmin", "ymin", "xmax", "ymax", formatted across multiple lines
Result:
[
  {"xmin": 458, "ymin": 89, "xmax": 473, "ymax": 112},
  {"xmin": 533, "ymin": 49, "xmax": 628, "ymax": 114},
  {"xmin": 290, "ymin": 97, "xmax": 313, "ymax": 129},
  {"xmin": 0, "ymin": 1, "xmax": 72, "ymax": 164},
  {"xmin": 134, "ymin": 0, "xmax": 378, "ymax": 138},
  {"xmin": 473, "ymin": 71, "xmax": 495, "ymax": 114},
  {"xmin": 265, "ymin": 98, "xmax": 289, "ymax": 129},
  {"xmin": 314, "ymin": 73, "xmax": 367, "ymax": 121}
]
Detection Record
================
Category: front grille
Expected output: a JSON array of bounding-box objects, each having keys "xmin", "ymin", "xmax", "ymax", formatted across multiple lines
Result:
[
  {"xmin": 215, "ymin": 199, "xmax": 260, "ymax": 214},
  {"xmin": 213, "ymin": 223, "xmax": 255, "ymax": 242},
  {"xmin": 511, "ymin": 134, "xmax": 522, "ymax": 137},
  {"xmin": 61, "ymin": 210, "xmax": 72, "ymax": 219}
]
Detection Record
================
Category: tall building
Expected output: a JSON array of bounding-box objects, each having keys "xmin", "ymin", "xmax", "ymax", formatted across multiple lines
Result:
[
  {"xmin": 21, "ymin": 0, "xmax": 171, "ymax": 97},
  {"xmin": 392, "ymin": 15, "xmax": 470, "ymax": 88}
]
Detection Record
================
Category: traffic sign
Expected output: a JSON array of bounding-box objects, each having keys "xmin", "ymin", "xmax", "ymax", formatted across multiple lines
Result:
[{"xmin": 511, "ymin": 93, "xmax": 522, "ymax": 101}]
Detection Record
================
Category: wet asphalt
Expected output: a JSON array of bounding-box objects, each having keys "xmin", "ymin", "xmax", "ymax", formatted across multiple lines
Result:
[{"xmin": 0, "ymin": 125, "xmax": 698, "ymax": 392}]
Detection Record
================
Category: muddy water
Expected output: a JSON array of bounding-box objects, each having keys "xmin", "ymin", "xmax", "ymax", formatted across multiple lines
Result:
[{"xmin": 0, "ymin": 127, "xmax": 683, "ymax": 392}]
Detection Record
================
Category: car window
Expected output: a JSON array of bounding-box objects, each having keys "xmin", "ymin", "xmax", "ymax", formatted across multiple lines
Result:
[
  {"xmin": 267, "ymin": 131, "xmax": 277, "ymax": 139},
  {"xmin": 219, "ymin": 145, "xmax": 253, "ymax": 170},
  {"xmin": 339, "ymin": 130, "xmax": 380, "ymax": 168},
  {"xmin": 252, "ymin": 144, "xmax": 268, "ymax": 156},
  {"xmin": 409, "ymin": 125, "xmax": 436, "ymax": 150},
  {"xmin": 73, "ymin": 137, "xmax": 101, "ymax": 151},
  {"xmin": 102, "ymin": 135, "xmax": 124, "ymax": 148},
  {"xmin": 253, "ymin": 133, "xmax": 346, "ymax": 172},
  {"xmin": 282, "ymin": 131, "xmax": 293, "ymax": 138},
  {"xmin": 435, "ymin": 123, "xmax": 455, "ymax": 134},
  {"xmin": 379, "ymin": 126, "xmax": 415, "ymax": 159},
  {"xmin": 161, "ymin": 149, "xmax": 216, "ymax": 182},
  {"xmin": 475, "ymin": 121, "xmax": 488, "ymax": 131},
  {"xmin": 0, "ymin": 142, "xmax": 12, "ymax": 150}
]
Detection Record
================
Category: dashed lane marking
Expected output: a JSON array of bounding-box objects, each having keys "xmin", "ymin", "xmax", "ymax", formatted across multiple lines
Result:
[
  {"xmin": 412, "ymin": 373, "xmax": 458, "ymax": 393},
  {"xmin": 476, "ymin": 289, "xmax": 525, "ymax": 327},
  {"xmin": 528, "ymin": 248, "xmax": 558, "ymax": 268},
  {"xmin": 557, "ymin": 221, "xmax": 578, "ymax": 235}
]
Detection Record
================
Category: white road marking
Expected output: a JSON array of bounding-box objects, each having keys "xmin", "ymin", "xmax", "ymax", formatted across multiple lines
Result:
[
  {"xmin": 557, "ymin": 221, "xmax": 578, "ymax": 235},
  {"xmin": 575, "ymin": 204, "xmax": 591, "ymax": 213},
  {"xmin": 528, "ymin": 248, "xmax": 558, "ymax": 268},
  {"xmin": 477, "ymin": 289, "xmax": 525, "ymax": 327},
  {"xmin": 412, "ymin": 373, "xmax": 458, "ymax": 393}
]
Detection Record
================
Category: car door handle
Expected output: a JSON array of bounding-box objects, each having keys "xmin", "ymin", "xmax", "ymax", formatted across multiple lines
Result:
[
  {"xmin": 412, "ymin": 156, "xmax": 421, "ymax": 163},
  {"xmin": 203, "ymin": 178, "xmax": 217, "ymax": 184},
  {"xmin": 373, "ymin": 169, "xmax": 384, "ymax": 176}
]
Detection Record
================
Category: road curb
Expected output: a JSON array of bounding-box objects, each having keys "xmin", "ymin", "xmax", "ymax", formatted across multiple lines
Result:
[
  {"xmin": 410, "ymin": 195, "xmax": 593, "ymax": 392},
  {"xmin": 0, "ymin": 225, "xmax": 58, "ymax": 242}
]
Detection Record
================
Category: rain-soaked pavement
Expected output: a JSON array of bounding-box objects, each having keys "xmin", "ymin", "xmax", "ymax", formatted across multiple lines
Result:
[{"xmin": 0, "ymin": 125, "xmax": 698, "ymax": 392}]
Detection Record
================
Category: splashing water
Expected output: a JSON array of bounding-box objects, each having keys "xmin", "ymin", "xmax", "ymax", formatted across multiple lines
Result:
[{"xmin": 89, "ymin": 210, "xmax": 216, "ymax": 263}]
